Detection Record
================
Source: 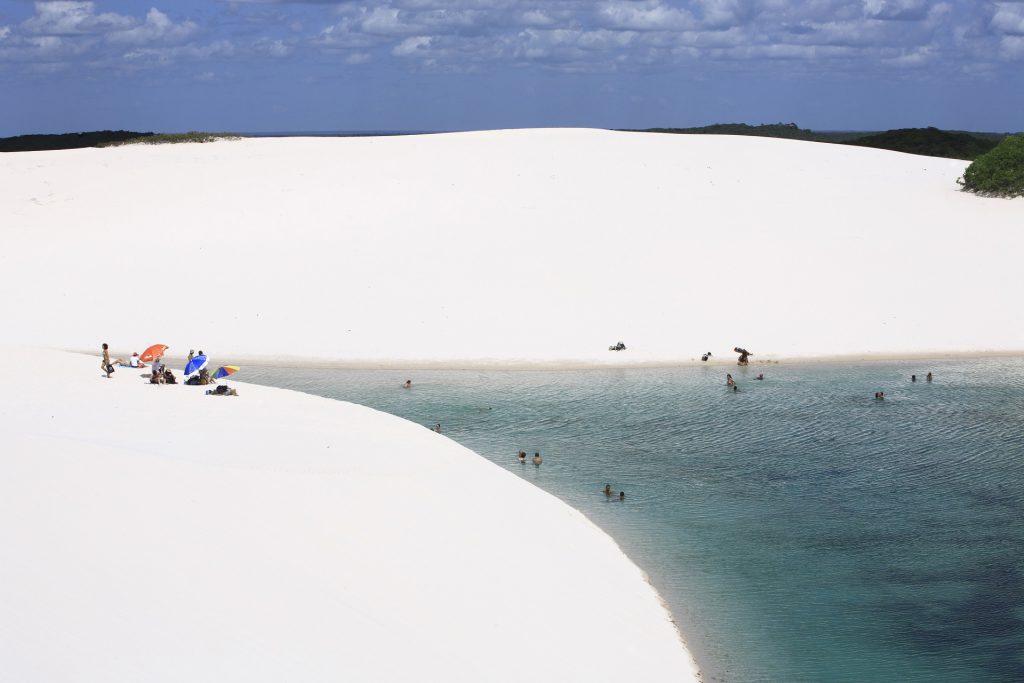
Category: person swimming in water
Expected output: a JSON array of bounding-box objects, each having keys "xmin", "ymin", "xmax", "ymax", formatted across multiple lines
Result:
[
  {"xmin": 927, "ymin": 372, "xmax": 933, "ymax": 382},
  {"xmin": 911, "ymin": 374, "xmax": 916, "ymax": 382},
  {"xmin": 618, "ymin": 491, "xmax": 625, "ymax": 501},
  {"xmin": 603, "ymin": 484, "xmax": 614, "ymax": 496},
  {"xmin": 532, "ymin": 452, "xmax": 542, "ymax": 466},
  {"xmin": 403, "ymin": 379, "xmax": 412, "ymax": 389},
  {"xmin": 518, "ymin": 451, "xmax": 527, "ymax": 463},
  {"xmin": 756, "ymin": 373, "xmax": 764, "ymax": 380},
  {"xmin": 726, "ymin": 373, "xmax": 735, "ymax": 387}
]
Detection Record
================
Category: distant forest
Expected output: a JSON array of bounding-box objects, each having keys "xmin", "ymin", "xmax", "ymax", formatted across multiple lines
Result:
[
  {"xmin": 0, "ymin": 130, "xmax": 155, "ymax": 153},
  {"xmin": 633, "ymin": 123, "xmax": 1014, "ymax": 161},
  {"xmin": 1, "ymin": 124, "xmax": 1017, "ymax": 161}
]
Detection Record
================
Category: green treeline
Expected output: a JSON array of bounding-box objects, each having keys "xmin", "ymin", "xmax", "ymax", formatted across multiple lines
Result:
[
  {"xmin": 633, "ymin": 123, "xmax": 1014, "ymax": 161},
  {"xmin": 0, "ymin": 130, "xmax": 238, "ymax": 152},
  {"xmin": 0, "ymin": 130, "xmax": 155, "ymax": 153}
]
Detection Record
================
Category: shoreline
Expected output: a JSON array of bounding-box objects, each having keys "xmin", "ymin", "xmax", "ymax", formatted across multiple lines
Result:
[
  {"xmin": 1, "ymin": 347, "xmax": 702, "ymax": 682},
  {"xmin": 60, "ymin": 346, "xmax": 1024, "ymax": 371}
]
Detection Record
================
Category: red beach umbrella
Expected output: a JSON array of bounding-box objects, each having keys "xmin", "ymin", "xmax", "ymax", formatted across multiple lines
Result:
[{"xmin": 139, "ymin": 344, "xmax": 168, "ymax": 362}]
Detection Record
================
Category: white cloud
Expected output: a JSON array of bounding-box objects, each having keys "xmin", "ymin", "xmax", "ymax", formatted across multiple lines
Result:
[
  {"xmin": 393, "ymin": 35, "xmax": 431, "ymax": 56},
  {"xmin": 122, "ymin": 40, "xmax": 235, "ymax": 65},
  {"xmin": 991, "ymin": 2, "xmax": 1024, "ymax": 35},
  {"xmin": 252, "ymin": 37, "xmax": 291, "ymax": 57},
  {"xmin": 22, "ymin": 1, "xmax": 134, "ymax": 35},
  {"xmin": 597, "ymin": 1, "xmax": 696, "ymax": 32},
  {"xmin": 1000, "ymin": 34, "xmax": 1024, "ymax": 58},
  {"xmin": 344, "ymin": 52, "xmax": 371, "ymax": 64},
  {"xmin": 107, "ymin": 8, "xmax": 197, "ymax": 45},
  {"xmin": 862, "ymin": 0, "xmax": 931, "ymax": 21}
]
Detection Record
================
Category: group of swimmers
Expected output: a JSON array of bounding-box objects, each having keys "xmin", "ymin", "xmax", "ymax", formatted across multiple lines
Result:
[
  {"xmin": 727, "ymin": 368, "xmax": 935, "ymax": 399},
  {"xmin": 603, "ymin": 484, "xmax": 626, "ymax": 501},
  {"xmin": 517, "ymin": 450, "xmax": 543, "ymax": 466}
]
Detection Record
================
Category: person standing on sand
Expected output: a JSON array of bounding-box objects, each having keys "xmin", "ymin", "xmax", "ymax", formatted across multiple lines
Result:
[{"xmin": 100, "ymin": 343, "xmax": 113, "ymax": 378}]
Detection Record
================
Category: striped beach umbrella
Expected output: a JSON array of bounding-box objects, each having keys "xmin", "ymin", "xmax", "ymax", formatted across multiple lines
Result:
[{"xmin": 212, "ymin": 365, "xmax": 239, "ymax": 379}]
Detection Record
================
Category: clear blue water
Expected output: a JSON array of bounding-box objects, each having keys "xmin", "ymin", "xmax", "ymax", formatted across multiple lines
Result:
[{"xmin": 240, "ymin": 358, "xmax": 1024, "ymax": 683}]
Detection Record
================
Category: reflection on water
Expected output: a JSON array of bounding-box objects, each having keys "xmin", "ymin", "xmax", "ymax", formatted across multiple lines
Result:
[{"xmin": 240, "ymin": 358, "xmax": 1024, "ymax": 683}]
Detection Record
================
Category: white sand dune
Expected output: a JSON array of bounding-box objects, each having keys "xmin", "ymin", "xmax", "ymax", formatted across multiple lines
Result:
[
  {"xmin": 2, "ymin": 129, "xmax": 1021, "ymax": 680},
  {"xmin": 2, "ymin": 129, "xmax": 1021, "ymax": 365},
  {"xmin": 0, "ymin": 348, "xmax": 699, "ymax": 682}
]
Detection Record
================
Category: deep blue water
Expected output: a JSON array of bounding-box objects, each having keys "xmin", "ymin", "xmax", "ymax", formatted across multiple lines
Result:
[{"xmin": 240, "ymin": 358, "xmax": 1024, "ymax": 683}]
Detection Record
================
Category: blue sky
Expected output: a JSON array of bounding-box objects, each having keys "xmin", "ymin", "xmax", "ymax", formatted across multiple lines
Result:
[{"xmin": 1, "ymin": 0, "xmax": 1022, "ymax": 135}]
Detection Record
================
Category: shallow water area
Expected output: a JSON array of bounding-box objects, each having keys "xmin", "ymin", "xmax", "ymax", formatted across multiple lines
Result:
[{"xmin": 242, "ymin": 358, "xmax": 1024, "ymax": 683}]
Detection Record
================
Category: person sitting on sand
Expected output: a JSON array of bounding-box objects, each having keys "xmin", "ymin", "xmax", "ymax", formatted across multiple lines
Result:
[
  {"xmin": 518, "ymin": 451, "xmax": 527, "ymax": 463},
  {"xmin": 163, "ymin": 368, "xmax": 177, "ymax": 384},
  {"xmin": 129, "ymin": 352, "xmax": 145, "ymax": 368},
  {"xmin": 532, "ymin": 452, "xmax": 542, "ymax": 466},
  {"xmin": 403, "ymin": 380, "xmax": 412, "ymax": 389},
  {"xmin": 726, "ymin": 373, "xmax": 735, "ymax": 386}
]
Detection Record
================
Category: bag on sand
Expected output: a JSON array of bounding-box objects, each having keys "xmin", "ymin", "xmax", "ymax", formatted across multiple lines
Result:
[{"xmin": 106, "ymin": 363, "xmax": 115, "ymax": 374}]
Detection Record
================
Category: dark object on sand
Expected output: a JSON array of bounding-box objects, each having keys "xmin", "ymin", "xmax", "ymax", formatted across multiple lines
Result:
[
  {"xmin": 734, "ymin": 347, "xmax": 752, "ymax": 365},
  {"xmin": 701, "ymin": 352, "xmax": 712, "ymax": 362},
  {"xmin": 609, "ymin": 341, "xmax": 627, "ymax": 351}
]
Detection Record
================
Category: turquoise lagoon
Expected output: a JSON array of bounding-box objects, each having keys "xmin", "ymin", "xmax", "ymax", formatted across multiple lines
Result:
[{"xmin": 241, "ymin": 358, "xmax": 1024, "ymax": 683}]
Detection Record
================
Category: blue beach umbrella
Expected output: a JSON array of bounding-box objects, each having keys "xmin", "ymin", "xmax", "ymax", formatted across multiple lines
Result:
[{"xmin": 184, "ymin": 354, "xmax": 208, "ymax": 375}]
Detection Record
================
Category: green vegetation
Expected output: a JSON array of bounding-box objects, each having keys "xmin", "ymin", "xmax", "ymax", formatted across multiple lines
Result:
[
  {"xmin": 0, "ymin": 130, "xmax": 153, "ymax": 153},
  {"xmin": 958, "ymin": 134, "xmax": 1024, "ymax": 198},
  {"xmin": 841, "ymin": 127, "xmax": 999, "ymax": 161},
  {"xmin": 98, "ymin": 131, "xmax": 241, "ymax": 147},
  {"xmin": 0, "ymin": 130, "xmax": 242, "ymax": 153},
  {"xmin": 632, "ymin": 123, "xmax": 1014, "ymax": 161}
]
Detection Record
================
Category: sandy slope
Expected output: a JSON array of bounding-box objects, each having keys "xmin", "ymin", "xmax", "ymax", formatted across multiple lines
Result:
[
  {"xmin": 2, "ymin": 129, "xmax": 1020, "ymax": 365},
  {"xmin": 0, "ymin": 348, "xmax": 699, "ymax": 682}
]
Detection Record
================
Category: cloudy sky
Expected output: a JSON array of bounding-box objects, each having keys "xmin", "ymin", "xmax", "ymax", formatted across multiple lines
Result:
[{"xmin": 1, "ymin": 0, "xmax": 1022, "ymax": 135}]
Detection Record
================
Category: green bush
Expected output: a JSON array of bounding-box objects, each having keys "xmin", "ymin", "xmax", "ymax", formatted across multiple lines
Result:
[
  {"xmin": 98, "ymin": 132, "xmax": 241, "ymax": 147},
  {"xmin": 959, "ymin": 134, "xmax": 1024, "ymax": 198}
]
